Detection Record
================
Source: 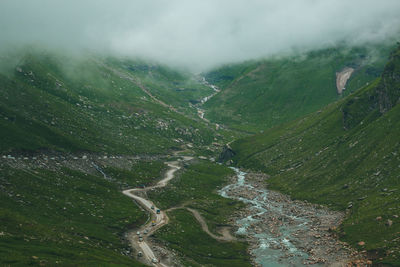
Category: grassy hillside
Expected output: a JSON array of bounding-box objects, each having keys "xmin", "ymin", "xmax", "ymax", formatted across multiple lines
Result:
[
  {"xmin": 0, "ymin": 51, "xmax": 220, "ymax": 155},
  {"xmin": 204, "ymin": 45, "xmax": 392, "ymax": 132},
  {"xmin": 117, "ymin": 59, "xmax": 214, "ymax": 113},
  {"xmin": 0, "ymin": 158, "xmax": 167, "ymax": 266},
  {"xmin": 156, "ymin": 209, "xmax": 250, "ymax": 267},
  {"xmin": 229, "ymin": 45, "xmax": 400, "ymax": 265},
  {"xmin": 150, "ymin": 161, "xmax": 251, "ymax": 266}
]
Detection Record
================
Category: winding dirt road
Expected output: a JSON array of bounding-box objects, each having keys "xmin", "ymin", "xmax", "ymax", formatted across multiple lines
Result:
[
  {"xmin": 123, "ymin": 161, "xmax": 181, "ymax": 266},
  {"xmin": 123, "ymin": 156, "xmax": 237, "ymax": 266},
  {"xmin": 185, "ymin": 208, "xmax": 237, "ymax": 242}
]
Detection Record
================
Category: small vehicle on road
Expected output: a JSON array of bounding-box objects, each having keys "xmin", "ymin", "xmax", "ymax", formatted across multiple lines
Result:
[
  {"xmin": 151, "ymin": 205, "xmax": 154, "ymax": 210},
  {"xmin": 156, "ymin": 209, "xmax": 161, "ymax": 214},
  {"xmin": 152, "ymin": 258, "xmax": 158, "ymax": 263}
]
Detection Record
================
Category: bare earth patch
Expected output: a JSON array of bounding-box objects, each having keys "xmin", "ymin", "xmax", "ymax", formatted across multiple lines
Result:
[{"xmin": 336, "ymin": 67, "xmax": 354, "ymax": 94}]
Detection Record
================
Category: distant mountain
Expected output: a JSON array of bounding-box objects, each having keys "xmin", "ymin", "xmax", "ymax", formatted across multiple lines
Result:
[
  {"xmin": 204, "ymin": 44, "xmax": 393, "ymax": 132},
  {"xmin": 228, "ymin": 44, "xmax": 400, "ymax": 265}
]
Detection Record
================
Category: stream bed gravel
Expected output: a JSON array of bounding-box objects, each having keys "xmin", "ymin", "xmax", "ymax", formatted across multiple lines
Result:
[{"xmin": 219, "ymin": 168, "xmax": 365, "ymax": 266}]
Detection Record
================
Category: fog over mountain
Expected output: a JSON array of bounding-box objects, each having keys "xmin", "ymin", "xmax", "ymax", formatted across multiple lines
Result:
[{"xmin": 1, "ymin": 0, "xmax": 399, "ymax": 70}]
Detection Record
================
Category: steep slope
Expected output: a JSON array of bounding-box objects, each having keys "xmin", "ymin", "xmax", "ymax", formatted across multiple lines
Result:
[
  {"xmin": 0, "ymin": 51, "xmax": 220, "ymax": 155},
  {"xmin": 204, "ymin": 45, "xmax": 392, "ymax": 132},
  {"xmin": 229, "ymin": 45, "xmax": 400, "ymax": 265}
]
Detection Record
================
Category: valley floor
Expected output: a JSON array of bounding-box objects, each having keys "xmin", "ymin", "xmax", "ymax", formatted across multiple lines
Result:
[
  {"xmin": 220, "ymin": 169, "xmax": 371, "ymax": 266},
  {"xmin": 120, "ymin": 155, "xmax": 373, "ymax": 267},
  {"xmin": 0, "ymin": 150, "xmax": 377, "ymax": 267}
]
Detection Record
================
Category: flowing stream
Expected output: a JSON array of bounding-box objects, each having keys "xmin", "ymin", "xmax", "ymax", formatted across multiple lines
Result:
[
  {"xmin": 196, "ymin": 77, "xmax": 220, "ymax": 121},
  {"xmin": 218, "ymin": 168, "xmax": 338, "ymax": 266}
]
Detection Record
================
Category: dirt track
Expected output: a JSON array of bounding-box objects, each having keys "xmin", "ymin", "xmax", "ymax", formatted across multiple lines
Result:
[
  {"xmin": 123, "ymin": 161, "xmax": 182, "ymax": 266},
  {"xmin": 123, "ymin": 156, "xmax": 240, "ymax": 266},
  {"xmin": 186, "ymin": 208, "xmax": 237, "ymax": 242}
]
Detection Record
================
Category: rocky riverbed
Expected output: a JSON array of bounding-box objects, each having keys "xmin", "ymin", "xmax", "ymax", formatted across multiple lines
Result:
[{"xmin": 219, "ymin": 168, "xmax": 367, "ymax": 266}]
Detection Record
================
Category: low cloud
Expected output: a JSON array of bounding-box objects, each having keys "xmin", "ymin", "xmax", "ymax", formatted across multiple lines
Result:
[{"xmin": 1, "ymin": 0, "xmax": 399, "ymax": 71}]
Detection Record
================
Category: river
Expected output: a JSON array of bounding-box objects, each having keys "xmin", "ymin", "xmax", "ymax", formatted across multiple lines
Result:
[{"xmin": 219, "ymin": 168, "xmax": 354, "ymax": 266}]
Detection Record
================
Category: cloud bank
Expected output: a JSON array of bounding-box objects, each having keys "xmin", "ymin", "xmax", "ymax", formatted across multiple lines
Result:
[{"xmin": 0, "ymin": 0, "xmax": 399, "ymax": 70}]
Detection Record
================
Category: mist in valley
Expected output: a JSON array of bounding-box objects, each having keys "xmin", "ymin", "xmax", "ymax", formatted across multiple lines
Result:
[{"xmin": 0, "ymin": 0, "xmax": 399, "ymax": 71}]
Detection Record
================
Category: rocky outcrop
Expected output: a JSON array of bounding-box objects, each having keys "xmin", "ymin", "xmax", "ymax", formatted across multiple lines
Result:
[
  {"xmin": 376, "ymin": 47, "xmax": 400, "ymax": 113},
  {"xmin": 218, "ymin": 144, "xmax": 236, "ymax": 163},
  {"xmin": 342, "ymin": 45, "xmax": 400, "ymax": 130}
]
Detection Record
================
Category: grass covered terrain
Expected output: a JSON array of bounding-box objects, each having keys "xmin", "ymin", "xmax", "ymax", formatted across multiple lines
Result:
[
  {"xmin": 103, "ymin": 160, "xmax": 167, "ymax": 189},
  {"xmin": 0, "ymin": 156, "xmax": 166, "ymax": 266},
  {"xmin": 0, "ymin": 167, "xmax": 145, "ymax": 266},
  {"xmin": 204, "ymin": 45, "xmax": 393, "ymax": 132},
  {"xmin": 149, "ymin": 161, "xmax": 251, "ymax": 266},
  {"xmin": 229, "ymin": 45, "xmax": 400, "ymax": 265},
  {"xmin": 0, "ymin": 50, "xmax": 220, "ymax": 155},
  {"xmin": 109, "ymin": 58, "xmax": 215, "ymax": 114},
  {"xmin": 156, "ymin": 209, "xmax": 251, "ymax": 267},
  {"xmin": 150, "ymin": 161, "xmax": 242, "ymax": 232}
]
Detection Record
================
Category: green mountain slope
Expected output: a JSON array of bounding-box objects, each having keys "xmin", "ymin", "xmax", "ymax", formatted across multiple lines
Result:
[
  {"xmin": 229, "ymin": 45, "xmax": 400, "ymax": 265},
  {"xmin": 0, "ymin": 158, "xmax": 167, "ymax": 266},
  {"xmin": 103, "ymin": 57, "xmax": 215, "ymax": 115},
  {"xmin": 0, "ymin": 51, "xmax": 219, "ymax": 155},
  {"xmin": 204, "ymin": 45, "xmax": 392, "ymax": 132}
]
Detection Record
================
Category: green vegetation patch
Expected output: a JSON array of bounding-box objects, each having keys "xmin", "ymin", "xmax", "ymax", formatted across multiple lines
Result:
[
  {"xmin": 204, "ymin": 45, "xmax": 392, "ymax": 132},
  {"xmin": 0, "ymin": 166, "xmax": 146, "ymax": 266},
  {"xmin": 149, "ymin": 161, "xmax": 244, "ymax": 232},
  {"xmin": 0, "ymin": 51, "xmax": 219, "ymax": 155},
  {"xmin": 154, "ymin": 209, "xmax": 251, "ymax": 267},
  {"xmin": 148, "ymin": 161, "xmax": 250, "ymax": 265},
  {"xmin": 104, "ymin": 160, "xmax": 167, "ymax": 188}
]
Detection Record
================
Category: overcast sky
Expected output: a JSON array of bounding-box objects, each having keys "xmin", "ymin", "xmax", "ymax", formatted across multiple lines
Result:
[{"xmin": 0, "ymin": 0, "xmax": 399, "ymax": 70}]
